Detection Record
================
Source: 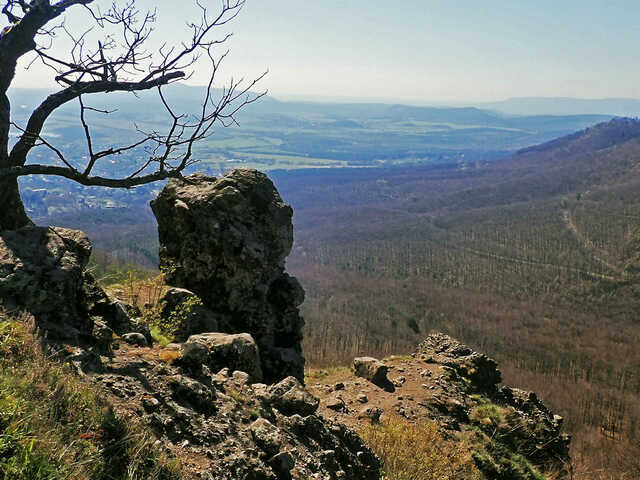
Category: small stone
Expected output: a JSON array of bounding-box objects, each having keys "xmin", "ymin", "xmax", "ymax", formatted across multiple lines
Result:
[
  {"xmin": 334, "ymin": 382, "xmax": 345, "ymax": 391},
  {"xmin": 353, "ymin": 357, "xmax": 394, "ymax": 392},
  {"xmin": 92, "ymin": 320, "xmax": 114, "ymax": 352},
  {"xmin": 250, "ymin": 418, "xmax": 283, "ymax": 456},
  {"xmin": 269, "ymin": 376, "xmax": 319, "ymax": 416},
  {"xmin": 357, "ymin": 394, "xmax": 368, "ymax": 403},
  {"xmin": 122, "ymin": 332, "xmax": 148, "ymax": 347},
  {"xmin": 393, "ymin": 376, "xmax": 406, "ymax": 387},
  {"xmin": 142, "ymin": 396, "xmax": 160, "ymax": 412},
  {"xmin": 358, "ymin": 406, "xmax": 383, "ymax": 423},
  {"xmin": 325, "ymin": 397, "xmax": 345, "ymax": 411},
  {"xmin": 231, "ymin": 370, "xmax": 250, "ymax": 385},
  {"xmin": 270, "ymin": 451, "xmax": 295, "ymax": 476}
]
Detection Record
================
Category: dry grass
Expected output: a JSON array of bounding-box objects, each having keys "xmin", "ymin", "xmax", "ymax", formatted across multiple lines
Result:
[
  {"xmin": 0, "ymin": 310, "xmax": 183, "ymax": 480},
  {"xmin": 304, "ymin": 365, "xmax": 352, "ymax": 383},
  {"xmin": 359, "ymin": 415, "xmax": 481, "ymax": 480},
  {"xmin": 158, "ymin": 349, "xmax": 182, "ymax": 364}
]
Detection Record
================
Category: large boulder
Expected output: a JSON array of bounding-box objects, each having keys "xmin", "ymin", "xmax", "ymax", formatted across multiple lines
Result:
[
  {"xmin": 182, "ymin": 332, "xmax": 263, "ymax": 382},
  {"xmin": 0, "ymin": 226, "xmax": 141, "ymax": 347},
  {"xmin": 353, "ymin": 357, "xmax": 395, "ymax": 392},
  {"xmin": 151, "ymin": 170, "xmax": 305, "ymax": 383},
  {"xmin": 0, "ymin": 226, "xmax": 93, "ymax": 340}
]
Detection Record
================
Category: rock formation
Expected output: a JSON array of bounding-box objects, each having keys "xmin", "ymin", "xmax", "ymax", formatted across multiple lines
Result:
[
  {"xmin": 151, "ymin": 169, "xmax": 305, "ymax": 383},
  {"xmin": 353, "ymin": 357, "xmax": 395, "ymax": 392},
  {"xmin": 70, "ymin": 334, "xmax": 380, "ymax": 479},
  {"xmin": 0, "ymin": 225, "xmax": 141, "ymax": 344},
  {"xmin": 0, "ymin": 226, "xmax": 93, "ymax": 339},
  {"xmin": 0, "ymin": 213, "xmax": 381, "ymax": 479},
  {"xmin": 310, "ymin": 333, "xmax": 571, "ymax": 479}
]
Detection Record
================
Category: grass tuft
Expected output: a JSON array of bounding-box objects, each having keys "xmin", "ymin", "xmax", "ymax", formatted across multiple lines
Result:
[
  {"xmin": 0, "ymin": 310, "xmax": 183, "ymax": 480},
  {"xmin": 359, "ymin": 415, "xmax": 481, "ymax": 480}
]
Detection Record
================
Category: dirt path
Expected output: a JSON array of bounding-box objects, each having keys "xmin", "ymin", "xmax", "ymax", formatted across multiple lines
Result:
[
  {"xmin": 426, "ymin": 219, "xmax": 622, "ymax": 282},
  {"xmin": 562, "ymin": 210, "xmax": 623, "ymax": 275}
]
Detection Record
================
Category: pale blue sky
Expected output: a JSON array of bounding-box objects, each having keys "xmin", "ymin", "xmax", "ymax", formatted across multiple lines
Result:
[{"xmin": 12, "ymin": 0, "xmax": 640, "ymax": 103}]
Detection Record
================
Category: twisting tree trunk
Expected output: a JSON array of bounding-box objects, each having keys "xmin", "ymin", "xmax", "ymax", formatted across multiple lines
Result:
[{"xmin": 0, "ymin": 177, "xmax": 29, "ymax": 231}]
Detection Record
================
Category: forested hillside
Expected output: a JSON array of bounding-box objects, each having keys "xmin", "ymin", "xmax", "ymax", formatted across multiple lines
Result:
[
  {"xmin": 37, "ymin": 118, "xmax": 640, "ymax": 479},
  {"xmin": 281, "ymin": 119, "xmax": 640, "ymax": 479}
]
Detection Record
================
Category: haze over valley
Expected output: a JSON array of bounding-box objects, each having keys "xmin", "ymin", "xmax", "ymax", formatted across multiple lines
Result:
[{"xmin": 2, "ymin": 1, "xmax": 639, "ymax": 479}]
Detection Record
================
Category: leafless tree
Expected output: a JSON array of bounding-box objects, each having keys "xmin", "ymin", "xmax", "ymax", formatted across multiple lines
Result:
[{"xmin": 0, "ymin": 0, "xmax": 265, "ymax": 231}]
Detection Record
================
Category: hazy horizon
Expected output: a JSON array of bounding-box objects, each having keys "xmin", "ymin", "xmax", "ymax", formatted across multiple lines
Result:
[{"xmin": 9, "ymin": 0, "xmax": 640, "ymax": 105}]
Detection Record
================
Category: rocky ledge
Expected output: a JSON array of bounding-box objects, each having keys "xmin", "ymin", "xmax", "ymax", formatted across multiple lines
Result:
[
  {"xmin": 309, "ymin": 333, "xmax": 571, "ymax": 480},
  {"xmin": 0, "ymin": 169, "xmax": 380, "ymax": 480},
  {"xmin": 62, "ymin": 337, "xmax": 379, "ymax": 480}
]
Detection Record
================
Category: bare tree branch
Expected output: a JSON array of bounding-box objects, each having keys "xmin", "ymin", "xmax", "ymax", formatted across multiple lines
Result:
[
  {"xmin": 9, "ymin": 71, "xmax": 185, "ymax": 164},
  {"xmin": 0, "ymin": 162, "xmax": 180, "ymax": 187},
  {"xmin": 0, "ymin": 0, "xmax": 265, "ymax": 231}
]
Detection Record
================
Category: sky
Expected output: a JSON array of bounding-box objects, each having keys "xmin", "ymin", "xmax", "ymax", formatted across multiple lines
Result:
[{"xmin": 11, "ymin": 0, "xmax": 640, "ymax": 104}]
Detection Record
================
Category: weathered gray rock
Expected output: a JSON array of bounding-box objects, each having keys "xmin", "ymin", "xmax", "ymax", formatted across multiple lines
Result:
[
  {"xmin": 0, "ymin": 226, "xmax": 93, "ymax": 339},
  {"xmin": 358, "ymin": 406, "xmax": 383, "ymax": 423},
  {"xmin": 168, "ymin": 374, "xmax": 216, "ymax": 414},
  {"xmin": 354, "ymin": 357, "xmax": 395, "ymax": 392},
  {"xmin": 159, "ymin": 287, "xmax": 218, "ymax": 341},
  {"xmin": 85, "ymin": 338, "xmax": 380, "ymax": 479},
  {"xmin": 269, "ymin": 451, "xmax": 295, "ymax": 479},
  {"xmin": 418, "ymin": 332, "xmax": 501, "ymax": 392},
  {"xmin": 182, "ymin": 332, "xmax": 263, "ymax": 382},
  {"xmin": 250, "ymin": 418, "xmax": 284, "ymax": 456},
  {"xmin": 122, "ymin": 332, "xmax": 148, "ymax": 347},
  {"xmin": 0, "ymin": 226, "xmax": 149, "ymax": 348},
  {"xmin": 92, "ymin": 319, "xmax": 114, "ymax": 352},
  {"xmin": 326, "ymin": 397, "xmax": 346, "ymax": 412},
  {"xmin": 417, "ymin": 333, "xmax": 570, "ymax": 476},
  {"xmin": 268, "ymin": 376, "xmax": 319, "ymax": 416},
  {"xmin": 151, "ymin": 170, "xmax": 305, "ymax": 383}
]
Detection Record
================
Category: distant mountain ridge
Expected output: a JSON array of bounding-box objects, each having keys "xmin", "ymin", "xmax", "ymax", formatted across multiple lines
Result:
[
  {"xmin": 483, "ymin": 97, "xmax": 640, "ymax": 117},
  {"xmin": 517, "ymin": 117, "xmax": 640, "ymax": 157}
]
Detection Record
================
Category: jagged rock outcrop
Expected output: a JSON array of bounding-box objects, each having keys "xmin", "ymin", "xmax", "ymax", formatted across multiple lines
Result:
[
  {"xmin": 418, "ymin": 333, "xmax": 570, "ymax": 476},
  {"xmin": 310, "ymin": 333, "xmax": 571, "ymax": 480},
  {"xmin": 0, "ymin": 226, "xmax": 94, "ymax": 340},
  {"xmin": 73, "ymin": 339, "xmax": 380, "ymax": 480},
  {"xmin": 0, "ymin": 225, "xmax": 150, "ymax": 347},
  {"xmin": 0, "ymin": 173, "xmax": 381, "ymax": 479},
  {"xmin": 418, "ymin": 332, "xmax": 502, "ymax": 392},
  {"xmin": 151, "ymin": 169, "xmax": 305, "ymax": 383}
]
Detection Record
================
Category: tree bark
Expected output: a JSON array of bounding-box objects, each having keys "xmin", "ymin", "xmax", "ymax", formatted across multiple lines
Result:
[{"xmin": 0, "ymin": 177, "xmax": 30, "ymax": 232}]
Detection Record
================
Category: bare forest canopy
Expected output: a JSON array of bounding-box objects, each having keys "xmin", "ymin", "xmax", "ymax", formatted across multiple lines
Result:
[{"xmin": 42, "ymin": 117, "xmax": 640, "ymax": 480}]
